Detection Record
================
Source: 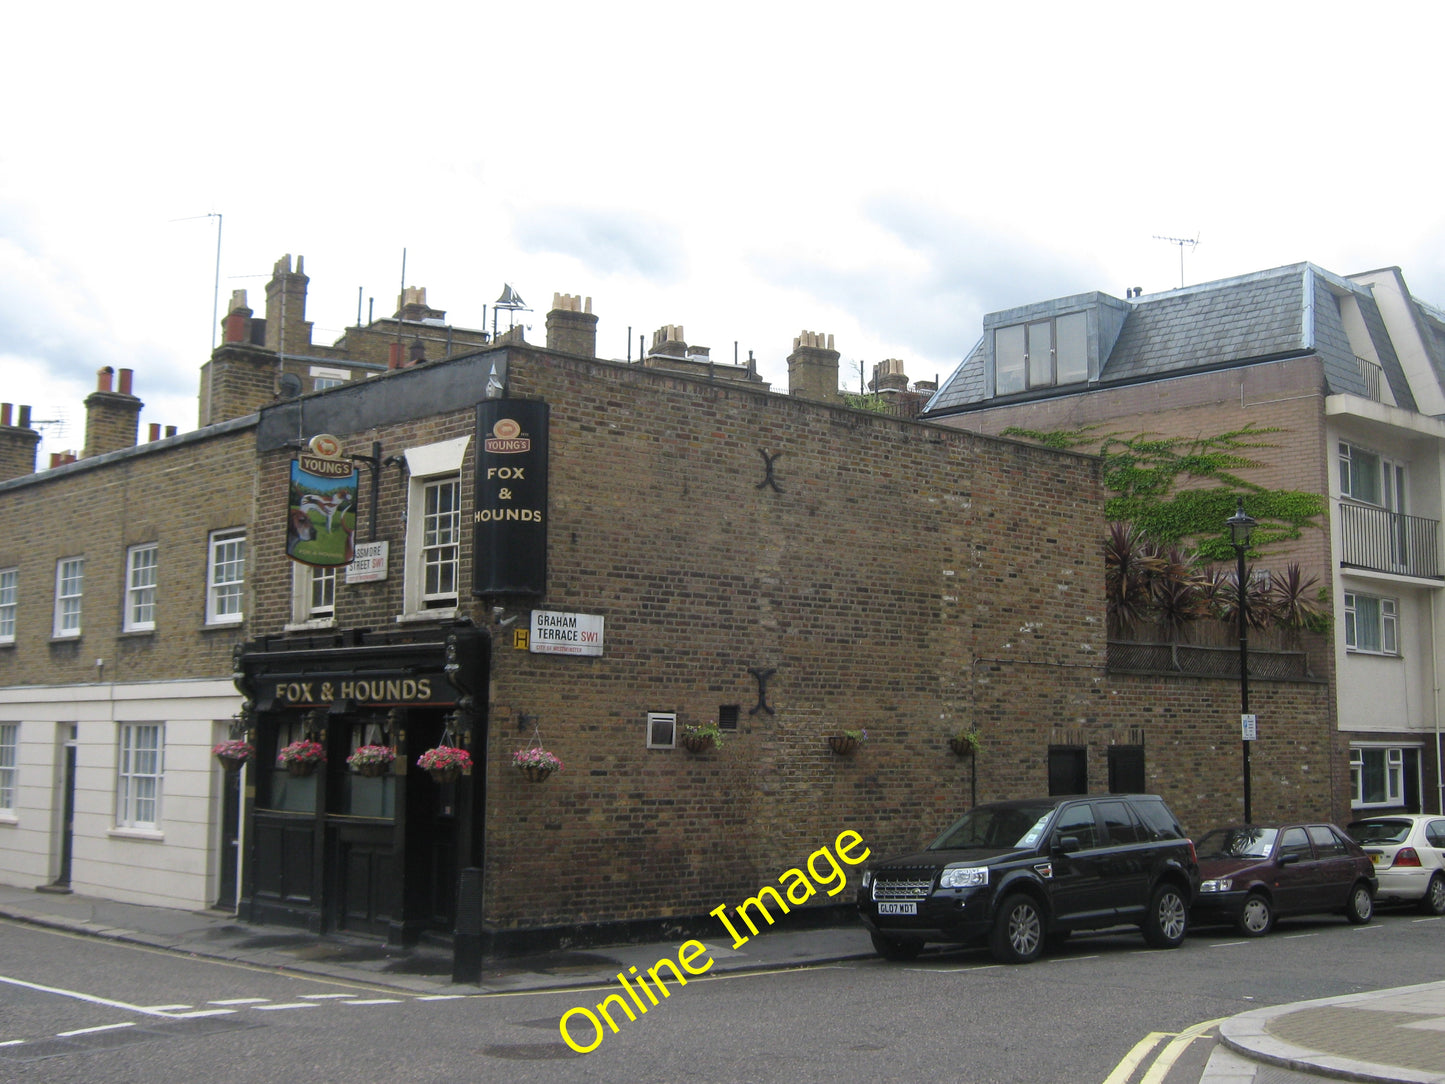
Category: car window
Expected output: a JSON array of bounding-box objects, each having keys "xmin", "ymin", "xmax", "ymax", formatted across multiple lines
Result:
[
  {"xmin": 1198, "ymin": 827, "xmax": 1277, "ymax": 859},
  {"xmin": 1052, "ymin": 804, "xmax": 1099, "ymax": 850},
  {"xmin": 1098, "ymin": 800, "xmax": 1147, "ymax": 844},
  {"xmin": 1348, "ymin": 819, "xmax": 1411, "ymax": 844},
  {"xmin": 1307, "ymin": 825, "xmax": 1346, "ymax": 856},
  {"xmin": 1427, "ymin": 821, "xmax": 1445, "ymax": 849},
  {"xmin": 1279, "ymin": 827, "xmax": 1313, "ymax": 860},
  {"xmin": 929, "ymin": 803, "xmax": 1056, "ymax": 851},
  {"xmin": 1130, "ymin": 797, "xmax": 1183, "ymax": 840}
]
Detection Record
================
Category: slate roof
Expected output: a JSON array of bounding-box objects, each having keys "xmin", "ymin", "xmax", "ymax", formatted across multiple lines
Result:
[{"xmin": 923, "ymin": 263, "xmax": 1416, "ymax": 416}]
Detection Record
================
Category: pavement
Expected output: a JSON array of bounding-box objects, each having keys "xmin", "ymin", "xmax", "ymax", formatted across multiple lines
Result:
[{"xmin": 2, "ymin": 883, "xmax": 1443, "ymax": 1083}]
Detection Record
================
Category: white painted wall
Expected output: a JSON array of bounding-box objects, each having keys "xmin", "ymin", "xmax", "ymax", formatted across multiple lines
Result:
[{"xmin": 0, "ymin": 679, "xmax": 241, "ymax": 910}]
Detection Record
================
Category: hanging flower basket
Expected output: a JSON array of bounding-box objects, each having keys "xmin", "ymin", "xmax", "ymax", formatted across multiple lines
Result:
[
  {"xmin": 512, "ymin": 747, "xmax": 563, "ymax": 782},
  {"xmin": 347, "ymin": 744, "xmax": 396, "ymax": 777},
  {"xmin": 949, "ymin": 731, "xmax": 982, "ymax": 758},
  {"xmin": 212, "ymin": 739, "xmax": 254, "ymax": 772},
  {"xmin": 277, "ymin": 739, "xmax": 325, "ymax": 776},
  {"xmin": 681, "ymin": 723, "xmax": 723, "ymax": 754},
  {"xmin": 417, "ymin": 745, "xmax": 471, "ymax": 784},
  {"xmin": 828, "ymin": 729, "xmax": 867, "ymax": 756}
]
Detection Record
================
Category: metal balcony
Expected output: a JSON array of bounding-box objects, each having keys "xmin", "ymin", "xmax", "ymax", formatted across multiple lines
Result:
[{"xmin": 1338, "ymin": 501, "xmax": 1442, "ymax": 579}]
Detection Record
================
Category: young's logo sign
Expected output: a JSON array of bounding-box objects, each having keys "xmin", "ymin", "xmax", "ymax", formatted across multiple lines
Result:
[{"xmin": 287, "ymin": 434, "xmax": 358, "ymax": 568}]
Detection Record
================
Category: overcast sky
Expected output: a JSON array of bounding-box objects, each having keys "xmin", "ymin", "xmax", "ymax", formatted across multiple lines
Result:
[{"xmin": 4, "ymin": 2, "xmax": 1444, "ymax": 460}]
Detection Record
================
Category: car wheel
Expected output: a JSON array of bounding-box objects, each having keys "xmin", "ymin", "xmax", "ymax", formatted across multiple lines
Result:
[
  {"xmin": 1420, "ymin": 874, "xmax": 1445, "ymax": 916},
  {"xmin": 990, "ymin": 893, "xmax": 1044, "ymax": 964},
  {"xmin": 1236, "ymin": 892, "xmax": 1274, "ymax": 937},
  {"xmin": 869, "ymin": 931, "xmax": 923, "ymax": 962},
  {"xmin": 1345, "ymin": 882, "xmax": 1374, "ymax": 925},
  {"xmin": 1142, "ymin": 884, "xmax": 1189, "ymax": 948}
]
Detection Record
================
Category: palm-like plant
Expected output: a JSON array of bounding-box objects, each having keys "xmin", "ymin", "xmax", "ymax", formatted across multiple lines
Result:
[
  {"xmin": 1267, "ymin": 562, "xmax": 1327, "ymax": 644},
  {"xmin": 1148, "ymin": 544, "xmax": 1209, "ymax": 642},
  {"xmin": 1104, "ymin": 523, "xmax": 1163, "ymax": 637}
]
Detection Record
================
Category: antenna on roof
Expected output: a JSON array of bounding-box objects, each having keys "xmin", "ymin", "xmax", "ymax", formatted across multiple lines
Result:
[{"xmin": 1153, "ymin": 233, "xmax": 1200, "ymax": 289}]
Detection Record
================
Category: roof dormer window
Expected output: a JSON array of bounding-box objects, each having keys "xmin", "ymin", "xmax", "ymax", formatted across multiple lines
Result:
[{"xmin": 994, "ymin": 311, "xmax": 1089, "ymax": 395}]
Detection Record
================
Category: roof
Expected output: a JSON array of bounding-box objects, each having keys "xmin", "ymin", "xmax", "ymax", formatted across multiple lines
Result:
[{"xmin": 923, "ymin": 262, "xmax": 1424, "ymax": 416}]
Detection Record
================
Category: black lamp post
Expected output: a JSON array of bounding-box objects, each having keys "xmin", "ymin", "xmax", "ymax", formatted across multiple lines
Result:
[{"xmin": 1226, "ymin": 498, "xmax": 1258, "ymax": 824}]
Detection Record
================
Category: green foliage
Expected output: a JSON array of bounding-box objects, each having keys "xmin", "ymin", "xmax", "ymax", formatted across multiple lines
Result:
[
  {"xmin": 1002, "ymin": 423, "xmax": 1324, "ymax": 558},
  {"xmin": 839, "ymin": 391, "xmax": 894, "ymax": 415}
]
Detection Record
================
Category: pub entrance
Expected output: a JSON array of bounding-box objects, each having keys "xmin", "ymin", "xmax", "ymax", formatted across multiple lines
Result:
[{"xmin": 235, "ymin": 623, "xmax": 488, "ymax": 944}]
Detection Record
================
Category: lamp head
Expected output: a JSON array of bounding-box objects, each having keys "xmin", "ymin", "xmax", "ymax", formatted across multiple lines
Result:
[{"xmin": 1226, "ymin": 497, "xmax": 1257, "ymax": 548}]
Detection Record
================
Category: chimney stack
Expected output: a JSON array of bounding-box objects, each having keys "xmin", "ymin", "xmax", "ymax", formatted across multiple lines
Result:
[
  {"xmin": 83, "ymin": 366, "xmax": 143, "ymax": 459},
  {"xmin": 545, "ymin": 293, "xmax": 598, "ymax": 358},
  {"xmin": 0, "ymin": 402, "xmax": 40, "ymax": 480},
  {"xmin": 264, "ymin": 254, "xmax": 314, "ymax": 356},
  {"xmin": 787, "ymin": 331, "xmax": 841, "ymax": 402}
]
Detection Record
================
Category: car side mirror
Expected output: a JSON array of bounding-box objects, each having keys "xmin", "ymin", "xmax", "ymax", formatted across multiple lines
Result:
[
  {"xmin": 1053, "ymin": 835, "xmax": 1082, "ymax": 854},
  {"xmin": 1278, "ymin": 853, "xmax": 1300, "ymax": 867}
]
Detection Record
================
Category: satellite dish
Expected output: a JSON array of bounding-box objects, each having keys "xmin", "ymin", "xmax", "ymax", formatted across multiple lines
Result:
[{"xmin": 278, "ymin": 373, "xmax": 303, "ymax": 398}]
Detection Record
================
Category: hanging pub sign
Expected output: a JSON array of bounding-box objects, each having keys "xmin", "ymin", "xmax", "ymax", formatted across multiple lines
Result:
[
  {"xmin": 287, "ymin": 433, "xmax": 358, "ymax": 568},
  {"xmin": 473, "ymin": 399, "xmax": 548, "ymax": 595}
]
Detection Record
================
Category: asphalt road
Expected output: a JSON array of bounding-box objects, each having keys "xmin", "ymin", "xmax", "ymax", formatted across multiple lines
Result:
[{"xmin": 3, "ymin": 910, "xmax": 1442, "ymax": 1083}]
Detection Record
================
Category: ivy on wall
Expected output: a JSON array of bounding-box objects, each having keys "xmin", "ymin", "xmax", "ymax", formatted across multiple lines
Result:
[{"xmin": 1002, "ymin": 423, "xmax": 1325, "ymax": 562}]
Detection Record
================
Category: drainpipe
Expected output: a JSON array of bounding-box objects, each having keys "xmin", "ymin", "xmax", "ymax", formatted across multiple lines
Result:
[{"xmin": 1434, "ymin": 593, "xmax": 1443, "ymax": 815}]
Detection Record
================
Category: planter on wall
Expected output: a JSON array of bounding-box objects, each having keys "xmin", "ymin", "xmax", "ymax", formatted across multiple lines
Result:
[
  {"xmin": 518, "ymin": 765, "xmax": 553, "ymax": 783},
  {"xmin": 430, "ymin": 767, "xmax": 463, "ymax": 785},
  {"xmin": 355, "ymin": 762, "xmax": 388, "ymax": 778},
  {"xmin": 286, "ymin": 760, "xmax": 318, "ymax": 778},
  {"xmin": 682, "ymin": 733, "xmax": 715, "ymax": 753},
  {"xmin": 827, "ymin": 735, "xmax": 859, "ymax": 756},
  {"xmin": 948, "ymin": 736, "xmax": 978, "ymax": 757},
  {"xmin": 217, "ymin": 755, "xmax": 249, "ymax": 773}
]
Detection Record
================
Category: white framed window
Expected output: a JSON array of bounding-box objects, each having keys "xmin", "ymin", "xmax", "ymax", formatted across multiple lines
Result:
[
  {"xmin": 1339, "ymin": 442, "xmax": 1405, "ymax": 510},
  {"xmin": 401, "ymin": 436, "xmax": 470, "ymax": 617},
  {"xmin": 53, "ymin": 557, "xmax": 84, "ymax": 638},
  {"xmin": 0, "ymin": 722, "xmax": 16, "ymax": 813},
  {"xmin": 0, "ymin": 567, "xmax": 16, "ymax": 643},
  {"xmin": 1344, "ymin": 592, "xmax": 1398, "ymax": 654},
  {"xmin": 646, "ymin": 712, "xmax": 677, "ymax": 749},
  {"xmin": 206, "ymin": 530, "xmax": 246, "ymax": 625},
  {"xmin": 117, "ymin": 723, "xmax": 163, "ymax": 828},
  {"xmin": 1351, "ymin": 746, "xmax": 1405, "ymax": 807},
  {"xmin": 308, "ymin": 365, "xmax": 351, "ymax": 391},
  {"xmin": 291, "ymin": 563, "xmax": 336, "ymax": 625},
  {"xmin": 124, "ymin": 544, "xmax": 158, "ymax": 632}
]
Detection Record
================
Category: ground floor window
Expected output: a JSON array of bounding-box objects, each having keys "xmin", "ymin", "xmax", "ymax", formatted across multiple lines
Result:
[
  {"xmin": 0, "ymin": 722, "xmax": 17, "ymax": 812},
  {"xmin": 1048, "ymin": 745, "xmax": 1087, "ymax": 795},
  {"xmin": 1351, "ymin": 745, "xmax": 1420, "ymax": 809},
  {"xmin": 117, "ymin": 723, "xmax": 163, "ymax": 827},
  {"xmin": 1108, "ymin": 744, "xmax": 1145, "ymax": 793}
]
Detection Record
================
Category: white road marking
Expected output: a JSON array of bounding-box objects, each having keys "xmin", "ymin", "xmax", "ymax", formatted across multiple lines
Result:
[
  {"xmin": 167, "ymin": 1009, "xmax": 237, "ymax": 1018},
  {"xmin": 416, "ymin": 994, "xmax": 468, "ymax": 1001},
  {"xmin": 0, "ymin": 974, "xmax": 177, "ymax": 1017},
  {"xmin": 141, "ymin": 1004, "xmax": 192, "ymax": 1011},
  {"xmin": 209, "ymin": 998, "xmax": 270, "ymax": 1005},
  {"xmin": 1209, "ymin": 940, "xmax": 1249, "ymax": 947},
  {"xmin": 252, "ymin": 1002, "xmax": 320, "ymax": 1011},
  {"xmin": 341, "ymin": 999, "xmax": 402, "ymax": 1005},
  {"xmin": 299, "ymin": 993, "xmax": 357, "ymax": 999},
  {"xmin": 1, "ymin": 1039, "xmax": 28, "ymax": 1047},
  {"xmin": 57, "ymin": 1022, "xmax": 136, "ymax": 1037}
]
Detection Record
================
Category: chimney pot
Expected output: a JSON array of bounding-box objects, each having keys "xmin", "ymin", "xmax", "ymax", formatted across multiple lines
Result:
[
  {"xmin": 98, "ymin": 366, "xmax": 114, "ymax": 392},
  {"xmin": 165, "ymin": 425, "xmax": 177, "ymax": 438},
  {"xmin": 1, "ymin": 404, "xmax": 10, "ymax": 427},
  {"xmin": 148, "ymin": 423, "xmax": 161, "ymax": 441},
  {"xmin": 18, "ymin": 405, "xmax": 29, "ymax": 428},
  {"xmin": 118, "ymin": 368, "xmax": 134, "ymax": 395}
]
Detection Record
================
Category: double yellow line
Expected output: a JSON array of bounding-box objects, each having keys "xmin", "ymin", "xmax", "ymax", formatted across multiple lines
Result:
[{"xmin": 1102, "ymin": 1017, "xmax": 1226, "ymax": 1084}]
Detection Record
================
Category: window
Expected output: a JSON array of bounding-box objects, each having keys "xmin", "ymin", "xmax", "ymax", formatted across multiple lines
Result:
[
  {"xmin": 117, "ymin": 723, "xmax": 163, "ymax": 828},
  {"xmin": 1352, "ymin": 747, "xmax": 1405, "ymax": 807},
  {"xmin": 53, "ymin": 557, "xmax": 84, "ymax": 638},
  {"xmin": 1047, "ymin": 746, "xmax": 1087, "ymax": 796},
  {"xmin": 421, "ymin": 479, "xmax": 461, "ymax": 606},
  {"xmin": 291, "ymin": 563, "xmax": 336, "ymax": 624},
  {"xmin": 0, "ymin": 723, "xmax": 16, "ymax": 813},
  {"xmin": 1098, "ymin": 800, "xmax": 1147, "ymax": 844},
  {"xmin": 1107, "ymin": 745, "xmax": 1145, "ymax": 794},
  {"xmin": 207, "ymin": 530, "xmax": 245, "ymax": 625},
  {"xmin": 1344, "ymin": 592, "xmax": 1397, "ymax": 654},
  {"xmin": 1052, "ymin": 803, "xmax": 1099, "ymax": 849},
  {"xmin": 0, "ymin": 567, "xmax": 15, "ymax": 643},
  {"xmin": 124, "ymin": 544, "xmax": 158, "ymax": 632},
  {"xmin": 994, "ymin": 312, "xmax": 1088, "ymax": 395},
  {"xmin": 1307, "ymin": 824, "xmax": 1347, "ymax": 857},
  {"xmin": 1278, "ymin": 827, "xmax": 1313, "ymax": 860},
  {"xmin": 308, "ymin": 365, "xmax": 351, "ymax": 391},
  {"xmin": 401, "ymin": 436, "xmax": 470, "ymax": 617},
  {"xmin": 646, "ymin": 712, "xmax": 677, "ymax": 749},
  {"xmin": 1339, "ymin": 442, "xmax": 1405, "ymax": 510}
]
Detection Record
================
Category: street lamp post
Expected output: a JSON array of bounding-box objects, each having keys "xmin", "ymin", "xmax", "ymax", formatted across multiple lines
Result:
[{"xmin": 1227, "ymin": 498, "xmax": 1258, "ymax": 824}]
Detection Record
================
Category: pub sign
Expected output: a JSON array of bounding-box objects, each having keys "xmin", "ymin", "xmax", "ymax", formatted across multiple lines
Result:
[
  {"xmin": 287, "ymin": 434, "xmax": 358, "ymax": 568},
  {"xmin": 473, "ymin": 399, "xmax": 548, "ymax": 595}
]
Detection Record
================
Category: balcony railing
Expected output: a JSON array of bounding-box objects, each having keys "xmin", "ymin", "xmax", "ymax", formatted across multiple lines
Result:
[
  {"xmin": 1357, "ymin": 355, "xmax": 1384, "ymax": 402},
  {"xmin": 1108, "ymin": 641, "xmax": 1313, "ymax": 681},
  {"xmin": 1338, "ymin": 501, "xmax": 1442, "ymax": 579}
]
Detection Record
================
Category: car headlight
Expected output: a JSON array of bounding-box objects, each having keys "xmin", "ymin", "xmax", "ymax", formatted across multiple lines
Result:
[
  {"xmin": 1200, "ymin": 878, "xmax": 1233, "ymax": 893},
  {"xmin": 861, "ymin": 870, "xmax": 872, "ymax": 888},
  {"xmin": 939, "ymin": 866, "xmax": 989, "ymax": 889}
]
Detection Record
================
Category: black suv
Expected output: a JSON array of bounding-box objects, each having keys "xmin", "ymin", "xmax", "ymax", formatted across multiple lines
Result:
[{"xmin": 858, "ymin": 794, "xmax": 1200, "ymax": 964}]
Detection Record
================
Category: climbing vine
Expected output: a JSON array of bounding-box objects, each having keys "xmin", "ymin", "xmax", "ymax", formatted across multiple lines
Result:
[{"xmin": 1002, "ymin": 423, "xmax": 1325, "ymax": 561}]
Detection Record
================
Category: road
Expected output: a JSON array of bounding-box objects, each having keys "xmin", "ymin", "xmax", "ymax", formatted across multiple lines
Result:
[{"xmin": 2, "ymin": 910, "xmax": 1442, "ymax": 1083}]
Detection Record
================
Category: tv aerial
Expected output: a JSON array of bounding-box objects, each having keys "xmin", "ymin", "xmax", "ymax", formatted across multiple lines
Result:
[{"xmin": 1153, "ymin": 233, "xmax": 1200, "ymax": 288}]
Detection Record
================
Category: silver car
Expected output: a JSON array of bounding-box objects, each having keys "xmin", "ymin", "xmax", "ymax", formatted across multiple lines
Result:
[{"xmin": 1346, "ymin": 815, "xmax": 1445, "ymax": 915}]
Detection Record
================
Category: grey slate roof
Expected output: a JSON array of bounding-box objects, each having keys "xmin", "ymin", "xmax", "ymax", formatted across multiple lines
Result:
[{"xmin": 923, "ymin": 262, "xmax": 1424, "ymax": 416}]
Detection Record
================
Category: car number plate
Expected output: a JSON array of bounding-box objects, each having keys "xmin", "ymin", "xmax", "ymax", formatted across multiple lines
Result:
[
  {"xmin": 877, "ymin": 902, "xmax": 917, "ymax": 915},
  {"xmin": 1369, "ymin": 853, "xmax": 1383, "ymax": 866}
]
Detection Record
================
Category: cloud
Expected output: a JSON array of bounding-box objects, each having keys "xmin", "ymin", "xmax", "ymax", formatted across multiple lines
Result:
[
  {"xmin": 750, "ymin": 194, "xmax": 1110, "ymax": 364},
  {"xmin": 512, "ymin": 206, "xmax": 685, "ymax": 281}
]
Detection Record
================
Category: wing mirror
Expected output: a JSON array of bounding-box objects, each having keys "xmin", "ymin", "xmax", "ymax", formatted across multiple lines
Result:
[{"xmin": 1053, "ymin": 835, "xmax": 1082, "ymax": 854}]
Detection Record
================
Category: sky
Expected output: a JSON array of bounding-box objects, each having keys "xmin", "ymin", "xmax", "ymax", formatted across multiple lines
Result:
[{"xmin": 4, "ymin": 2, "xmax": 1445, "ymax": 461}]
